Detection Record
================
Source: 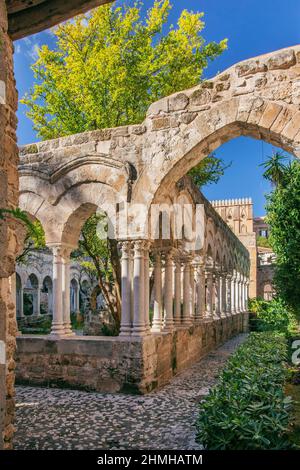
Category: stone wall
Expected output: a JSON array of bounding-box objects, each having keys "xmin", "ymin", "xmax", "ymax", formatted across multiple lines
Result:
[
  {"xmin": 16, "ymin": 313, "xmax": 247, "ymax": 394},
  {"xmin": 0, "ymin": 0, "xmax": 20, "ymax": 450}
]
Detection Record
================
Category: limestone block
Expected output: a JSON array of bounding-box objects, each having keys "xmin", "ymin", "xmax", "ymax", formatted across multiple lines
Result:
[{"xmin": 268, "ymin": 50, "xmax": 296, "ymax": 70}]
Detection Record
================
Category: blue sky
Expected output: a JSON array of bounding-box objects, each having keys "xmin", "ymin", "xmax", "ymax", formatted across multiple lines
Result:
[{"xmin": 13, "ymin": 0, "xmax": 300, "ymax": 215}]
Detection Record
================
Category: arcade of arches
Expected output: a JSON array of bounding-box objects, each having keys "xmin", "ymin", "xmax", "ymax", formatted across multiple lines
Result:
[{"xmin": 1, "ymin": 0, "xmax": 300, "ymax": 447}]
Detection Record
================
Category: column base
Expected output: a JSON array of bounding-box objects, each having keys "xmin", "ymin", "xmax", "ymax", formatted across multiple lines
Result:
[
  {"xmin": 151, "ymin": 325, "xmax": 162, "ymax": 333},
  {"xmin": 50, "ymin": 322, "xmax": 66, "ymax": 337},
  {"xmin": 131, "ymin": 326, "xmax": 151, "ymax": 337}
]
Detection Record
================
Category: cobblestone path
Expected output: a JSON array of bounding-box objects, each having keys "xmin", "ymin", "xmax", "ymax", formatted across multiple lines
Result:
[{"xmin": 14, "ymin": 335, "xmax": 246, "ymax": 450}]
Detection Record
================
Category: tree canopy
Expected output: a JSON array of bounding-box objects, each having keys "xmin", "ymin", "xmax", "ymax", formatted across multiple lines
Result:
[
  {"xmin": 21, "ymin": 0, "xmax": 227, "ymax": 140},
  {"xmin": 265, "ymin": 157, "xmax": 300, "ymax": 317}
]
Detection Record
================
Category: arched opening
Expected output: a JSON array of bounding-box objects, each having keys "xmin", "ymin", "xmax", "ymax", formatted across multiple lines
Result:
[
  {"xmin": 41, "ymin": 276, "xmax": 53, "ymax": 315},
  {"xmin": 70, "ymin": 278, "xmax": 79, "ymax": 314},
  {"xmin": 24, "ymin": 273, "xmax": 39, "ymax": 316}
]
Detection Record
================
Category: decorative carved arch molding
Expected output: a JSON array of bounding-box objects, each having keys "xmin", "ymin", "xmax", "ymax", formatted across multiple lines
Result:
[
  {"xmin": 19, "ymin": 153, "xmax": 131, "ymax": 246},
  {"xmin": 133, "ymin": 46, "xmax": 300, "ymax": 210}
]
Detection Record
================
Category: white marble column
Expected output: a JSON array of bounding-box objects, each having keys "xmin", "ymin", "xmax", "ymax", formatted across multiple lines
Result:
[
  {"xmin": 50, "ymin": 245, "xmax": 65, "ymax": 336},
  {"xmin": 236, "ymin": 273, "xmax": 241, "ymax": 313},
  {"xmin": 214, "ymin": 271, "xmax": 221, "ymax": 319},
  {"xmin": 219, "ymin": 273, "xmax": 226, "ymax": 318},
  {"xmin": 231, "ymin": 272, "xmax": 236, "ymax": 315},
  {"xmin": 205, "ymin": 270, "xmax": 213, "ymax": 321},
  {"xmin": 245, "ymin": 279, "xmax": 249, "ymax": 311},
  {"xmin": 195, "ymin": 263, "xmax": 205, "ymax": 323},
  {"xmin": 190, "ymin": 263, "xmax": 196, "ymax": 322},
  {"xmin": 62, "ymin": 247, "xmax": 74, "ymax": 336},
  {"xmin": 225, "ymin": 274, "xmax": 232, "ymax": 316},
  {"xmin": 240, "ymin": 275, "xmax": 245, "ymax": 313},
  {"xmin": 163, "ymin": 251, "xmax": 174, "ymax": 331},
  {"xmin": 144, "ymin": 241, "xmax": 151, "ymax": 331},
  {"xmin": 183, "ymin": 259, "xmax": 192, "ymax": 326},
  {"xmin": 152, "ymin": 252, "xmax": 163, "ymax": 332},
  {"xmin": 174, "ymin": 258, "xmax": 182, "ymax": 327},
  {"xmin": 132, "ymin": 240, "xmax": 149, "ymax": 336},
  {"xmin": 120, "ymin": 241, "xmax": 132, "ymax": 336}
]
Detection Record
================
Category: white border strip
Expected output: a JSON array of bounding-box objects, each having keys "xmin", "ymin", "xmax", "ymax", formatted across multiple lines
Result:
[
  {"xmin": 0, "ymin": 340, "xmax": 6, "ymax": 365},
  {"xmin": 0, "ymin": 80, "xmax": 6, "ymax": 105}
]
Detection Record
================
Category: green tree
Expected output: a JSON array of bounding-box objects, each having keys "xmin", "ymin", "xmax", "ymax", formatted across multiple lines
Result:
[
  {"xmin": 0, "ymin": 208, "xmax": 45, "ymax": 264},
  {"xmin": 21, "ymin": 0, "xmax": 227, "ymax": 139},
  {"xmin": 188, "ymin": 154, "xmax": 231, "ymax": 188},
  {"xmin": 71, "ymin": 213, "xmax": 121, "ymax": 329},
  {"xmin": 264, "ymin": 158, "xmax": 300, "ymax": 317},
  {"xmin": 260, "ymin": 151, "xmax": 288, "ymax": 187}
]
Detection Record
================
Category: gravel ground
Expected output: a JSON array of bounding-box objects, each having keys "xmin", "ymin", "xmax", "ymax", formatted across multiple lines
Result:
[{"xmin": 14, "ymin": 334, "xmax": 246, "ymax": 450}]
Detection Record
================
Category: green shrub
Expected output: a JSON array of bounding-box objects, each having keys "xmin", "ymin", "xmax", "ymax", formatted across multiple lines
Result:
[
  {"xmin": 249, "ymin": 297, "xmax": 297, "ymax": 334},
  {"xmin": 196, "ymin": 332, "xmax": 293, "ymax": 449}
]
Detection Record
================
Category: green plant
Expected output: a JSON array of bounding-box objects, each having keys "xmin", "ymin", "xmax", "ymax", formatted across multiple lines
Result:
[
  {"xmin": 196, "ymin": 332, "xmax": 294, "ymax": 450},
  {"xmin": 248, "ymin": 297, "xmax": 297, "ymax": 334},
  {"xmin": 22, "ymin": 0, "xmax": 227, "ymax": 140},
  {"xmin": 262, "ymin": 156, "xmax": 300, "ymax": 318}
]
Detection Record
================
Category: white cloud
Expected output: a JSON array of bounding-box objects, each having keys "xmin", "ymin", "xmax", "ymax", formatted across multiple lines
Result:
[
  {"xmin": 27, "ymin": 43, "xmax": 40, "ymax": 61},
  {"xmin": 14, "ymin": 43, "xmax": 22, "ymax": 54}
]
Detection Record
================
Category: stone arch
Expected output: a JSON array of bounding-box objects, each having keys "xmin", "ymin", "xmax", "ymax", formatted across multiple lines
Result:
[{"xmin": 133, "ymin": 47, "xmax": 300, "ymax": 215}]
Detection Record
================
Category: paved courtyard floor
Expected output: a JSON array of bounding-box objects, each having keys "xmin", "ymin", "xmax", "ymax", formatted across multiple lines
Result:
[{"xmin": 14, "ymin": 334, "xmax": 246, "ymax": 450}]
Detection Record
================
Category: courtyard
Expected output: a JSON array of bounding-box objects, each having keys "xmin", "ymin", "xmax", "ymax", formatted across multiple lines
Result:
[{"xmin": 14, "ymin": 335, "xmax": 245, "ymax": 450}]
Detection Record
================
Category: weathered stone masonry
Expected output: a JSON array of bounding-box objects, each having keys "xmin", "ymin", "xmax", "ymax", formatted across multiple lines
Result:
[
  {"xmin": 0, "ymin": 0, "xmax": 115, "ymax": 451},
  {"xmin": 1, "ymin": 0, "xmax": 300, "ymax": 448}
]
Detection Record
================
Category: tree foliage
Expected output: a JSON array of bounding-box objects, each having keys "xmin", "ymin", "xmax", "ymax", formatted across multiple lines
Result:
[
  {"xmin": 71, "ymin": 213, "xmax": 121, "ymax": 329},
  {"xmin": 21, "ymin": 0, "xmax": 227, "ymax": 139},
  {"xmin": 188, "ymin": 154, "xmax": 231, "ymax": 188},
  {"xmin": 265, "ymin": 158, "xmax": 300, "ymax": 317},
  {"xmin": 0, "ymin": 208, "xmax": 45, "ymax": 264}
]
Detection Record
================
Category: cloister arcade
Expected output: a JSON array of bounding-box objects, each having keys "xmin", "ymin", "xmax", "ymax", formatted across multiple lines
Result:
[
  {"xmin": 15, "ymin": 250, "xmax": 91, "ymax": 322},
  {"xmin": 1, "ymin": 5, "xmax": 300, "ymax": 442}
]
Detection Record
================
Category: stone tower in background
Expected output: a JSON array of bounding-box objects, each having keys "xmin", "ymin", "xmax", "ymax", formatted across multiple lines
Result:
[{"xmin": 211, "ymin": 198, "xmax": 257, "ymax": 298}]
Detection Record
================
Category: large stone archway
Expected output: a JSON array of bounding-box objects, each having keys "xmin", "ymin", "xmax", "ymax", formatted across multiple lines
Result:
[{"xmin": 20, "ymin": 45, "xmax": 300, "ymax": 232}]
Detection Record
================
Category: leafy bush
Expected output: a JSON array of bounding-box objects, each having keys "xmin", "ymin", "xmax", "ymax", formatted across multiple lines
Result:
[
  {"xmin": 196, "ymin": 332, "xmax": 293, "ymax": 449},
  {"xmin": 249, "ymin": 297, "xmax": 297, "ymax": 334}
]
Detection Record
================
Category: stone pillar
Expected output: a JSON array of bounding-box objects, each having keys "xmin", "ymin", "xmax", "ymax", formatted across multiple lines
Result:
[
  {"xmin": 240, "ymin": 275, "xmax": 245, "ymax": 313},
  {"xmin": 0, "ymin": 0, "xmax": 19, "ymax": 449},
  {"xmin": 190, "ymin": 263, "xmax": 196, "ymax": 322},
  {"xmin": 220, "ymin": 273, "xmax": 227, "ymax": 318},
  {"xmin": 152, "ymin": 252, "xmax": 163, "ymax": 332},
  {"xmin": 163, "ymin": 251, "xmax": 174, "ymax": 331},
  {"xmin": 245, "ymin": 279, "xmax": 249, "ymax": 311},
  {"xmin": 132, "ymin": 240, "xmax": 149, "ymax": 336},
  {"xmin": 225, "ymin": 273, "xmax": 232, "ymax": 316},
  {"xmin": 231, "ymin": 273, "xmax": 236, "ymax": 315},
  {"xmin": 236, "ymin": 273, "xmax": 241, "ymax": 313},
  {"xmin": 173, "ymin": 258, "xmax": 182, "ymax": 327},
  {"xmin": 62, "ymin": 247, "xmax": 74, "ymax": 336},
  {"xmin": 205, "ymin": 270, "xmax": 213, "ymax": 321},
  {"xmin": 214, "ymin": 271, "xmax": 221, "ymax": 319},
  {"xmin": 144, "ymin": 241, "xmax": 151, "ymax": 331},
  {"xmin": 119, "ymin": 241, "xmax": 132, "ymax": 336},
  {"xmin": 183, "ymin": 259, "xmax": 192, "ymax": 326},
  {"xmin": 35, "ymin": 283, "xmax": 41, "ymax": 316},
  {"xmin": 50, "ymin": 246, "xmax": 65, "ymax": 336},
  {"xmin": 195, "ymin": 263, "xmax": 205, "ymax": 323}
]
